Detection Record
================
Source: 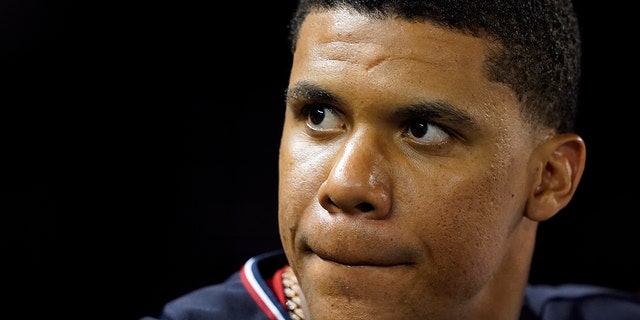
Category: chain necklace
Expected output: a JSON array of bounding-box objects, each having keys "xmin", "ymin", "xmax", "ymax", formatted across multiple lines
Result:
[{"xmin": 282, "ymin": 266, "xmax": 305, "ymax": 320}]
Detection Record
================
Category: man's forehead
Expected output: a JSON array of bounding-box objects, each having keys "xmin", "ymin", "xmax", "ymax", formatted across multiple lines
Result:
[{"xmin": 297, "ymin": 9, "xmax": 490, "ymax": 68}]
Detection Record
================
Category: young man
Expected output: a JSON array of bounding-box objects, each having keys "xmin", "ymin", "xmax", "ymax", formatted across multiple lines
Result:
[{"xmin": 142, "ymin": 0, "xmax": 640, "ymax": 319}]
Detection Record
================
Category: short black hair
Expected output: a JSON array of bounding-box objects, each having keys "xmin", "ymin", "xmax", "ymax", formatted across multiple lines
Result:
[{"xmin": 289, "ymin": 0, "xmax": 581, "ymax": 133}]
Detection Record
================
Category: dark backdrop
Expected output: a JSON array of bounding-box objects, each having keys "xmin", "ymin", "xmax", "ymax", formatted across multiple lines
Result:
[{"xmin": 2, "ymin": 1, "xmax": 638, "ymax": 319}]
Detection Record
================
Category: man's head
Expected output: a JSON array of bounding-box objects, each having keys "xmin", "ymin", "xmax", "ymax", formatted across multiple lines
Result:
[{"xmin": 278, "ymin": 1, "xmax": 585, "ymax": 319}]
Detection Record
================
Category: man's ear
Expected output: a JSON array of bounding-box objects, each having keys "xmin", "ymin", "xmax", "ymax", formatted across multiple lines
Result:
[{"xmin": 525, "ymin": 133, "xmax": 586, "ymax": 222}]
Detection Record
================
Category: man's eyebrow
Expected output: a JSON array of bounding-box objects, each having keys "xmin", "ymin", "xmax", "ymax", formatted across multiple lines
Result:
[
  {"xmin": 285, "ymin": 83, "xmax": 480, "ymax": 132},
  {"xmin": 395, "ymin": 101, "xmax": 481, "ymax": 132},
  {"xmin": 285, "ymin": 82, "xmax": 343, "ymax": 105}
]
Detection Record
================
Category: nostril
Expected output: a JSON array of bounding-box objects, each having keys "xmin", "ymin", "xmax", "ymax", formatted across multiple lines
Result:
[{"xmin": 355, "ymin": 202, "xmax": 374, "ymax": 212}]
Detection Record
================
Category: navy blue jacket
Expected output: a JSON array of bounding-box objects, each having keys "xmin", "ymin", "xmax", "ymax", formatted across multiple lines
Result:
[{"xmin": 142, "ymin": 250, "xmax": 640, "ymax": 320}]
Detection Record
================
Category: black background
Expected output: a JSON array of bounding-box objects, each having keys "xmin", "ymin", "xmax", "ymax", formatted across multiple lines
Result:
[{"xmin": 2, "ymin": 1, "xmax": 638, "ymax": 319}]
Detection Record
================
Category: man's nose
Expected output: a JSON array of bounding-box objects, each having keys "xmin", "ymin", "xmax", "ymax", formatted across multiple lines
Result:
[{"xmin": 317, "ymin": 130, "xmax": 392, "ymax": 220}]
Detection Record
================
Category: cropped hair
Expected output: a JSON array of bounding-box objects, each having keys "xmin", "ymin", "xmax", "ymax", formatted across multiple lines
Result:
[{"xmin": 288, "ymin": 0, "xmax": 582, "ymax": 133}]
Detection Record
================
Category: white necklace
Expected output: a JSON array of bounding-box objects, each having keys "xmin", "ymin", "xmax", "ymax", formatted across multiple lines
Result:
[{"xmin": 282, "ymin": 266, "xmax": 305, "ymax": 320}]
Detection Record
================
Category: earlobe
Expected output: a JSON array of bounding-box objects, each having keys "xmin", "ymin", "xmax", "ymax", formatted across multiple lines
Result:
[{"xmin": 525, "ymin": 133, "xmax": 586, "ymax": 222}]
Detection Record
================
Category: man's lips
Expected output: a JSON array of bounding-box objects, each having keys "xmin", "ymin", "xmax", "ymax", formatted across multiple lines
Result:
[
  {"xmin": 311, "ymin": 248, "xmax": 410, "ymax": 267},
  {"xmin": 301, "ymin": 234, "xmax": 416, "ymax": 267},
  {"xmin": 296, "ymin": 215, "xmax": 420, "ymax": 267}
]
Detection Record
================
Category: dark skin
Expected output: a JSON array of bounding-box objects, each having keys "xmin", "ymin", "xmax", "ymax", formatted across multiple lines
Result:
[{"xmin": 278, "ymin": 9, "xmax": 586, "ymax": 319}]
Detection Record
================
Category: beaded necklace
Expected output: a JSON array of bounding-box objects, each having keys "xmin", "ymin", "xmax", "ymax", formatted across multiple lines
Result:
[{"xmin": 282, "ymin": 267, "xmax": 305, "ymax": 320}]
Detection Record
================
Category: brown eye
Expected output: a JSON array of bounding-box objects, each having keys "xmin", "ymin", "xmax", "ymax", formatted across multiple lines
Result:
[
  {"xmin": 309, "ymin": 107, "xmax": 326, "ymax": 125},
  {"xmin": 303, "ymin": 105, "xmax": 344, "ymax": 131},
  {"xmin": 409, "ymin": 122, "xmax": 428, "ymax": 137},
  {"xmin": 404, "ymin": 119, "xmax": 450, "ymax": 144}
]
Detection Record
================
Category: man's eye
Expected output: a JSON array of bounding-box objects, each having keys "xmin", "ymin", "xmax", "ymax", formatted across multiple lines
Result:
[
  {"xmin": 404, "ymin": 120, "xmax": 450, "ymax": 144},
  {"xmin": 304, "ymin": 105, "xmax": 344, "ymax": 131}
]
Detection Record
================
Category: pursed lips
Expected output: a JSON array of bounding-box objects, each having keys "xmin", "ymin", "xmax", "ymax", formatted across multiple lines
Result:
[{"xmin": 301, "ymin": 235, "xmax": 416, "ymax": 267}]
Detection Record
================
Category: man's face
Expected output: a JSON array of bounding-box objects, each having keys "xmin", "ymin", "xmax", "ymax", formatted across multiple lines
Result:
[{"xmin": 279, "ymin": 9, "xmax": 541, "ymax": 319}]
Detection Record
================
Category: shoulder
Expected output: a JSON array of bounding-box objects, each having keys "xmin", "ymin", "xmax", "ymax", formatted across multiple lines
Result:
[
  {"xmin": 142, "ymin": 250, "xmax": 289, "ymax": 320},
  {"xmin": 522, "ymin": 283, "xmax": 640, "ymax": 320}
]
